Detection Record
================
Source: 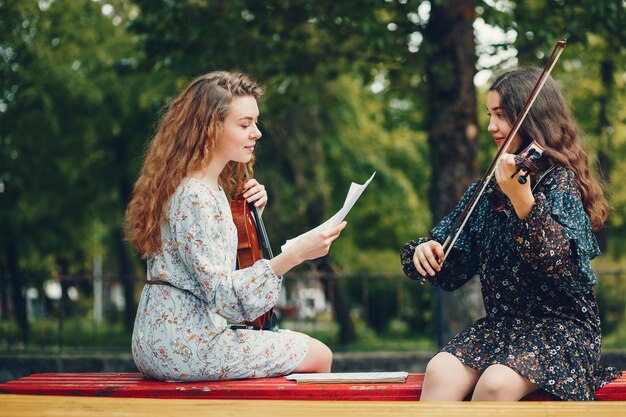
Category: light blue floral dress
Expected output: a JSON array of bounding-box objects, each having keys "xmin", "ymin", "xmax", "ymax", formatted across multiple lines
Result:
[{"xmin": 132, "ymin": 178, "xmax": 310, "ymax": 382}]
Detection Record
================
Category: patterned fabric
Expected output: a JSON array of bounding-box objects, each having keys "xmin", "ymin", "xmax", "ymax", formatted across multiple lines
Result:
[
  {"xmin": 132, "ymin": 178, "xmax": 309, "ymax": 382},
  {"xmin": 400, "ymin": 167, "xmax": 621, "ymax": 400}
]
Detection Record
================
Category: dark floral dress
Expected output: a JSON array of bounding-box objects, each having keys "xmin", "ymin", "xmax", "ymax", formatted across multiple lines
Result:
[{"xmin": 400, "ymin": 166, "xmax": 621, "ymax": 400}]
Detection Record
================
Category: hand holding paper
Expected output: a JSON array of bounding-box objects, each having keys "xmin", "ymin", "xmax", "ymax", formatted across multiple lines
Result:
[{"xmin": 282, "ymin": 172, "xmax": 376, "ymax": 251}]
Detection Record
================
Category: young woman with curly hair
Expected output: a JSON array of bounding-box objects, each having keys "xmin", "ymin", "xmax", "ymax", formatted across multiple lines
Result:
[{"xmin": 126, "ymin": 71, "xmax": 346, "ymax": 382}]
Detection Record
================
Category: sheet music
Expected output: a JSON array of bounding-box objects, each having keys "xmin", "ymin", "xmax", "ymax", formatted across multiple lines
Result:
[
  {"xmin": 282, "ymin": 172, "xmax": 376, "ymax": 251},
  {"xmin": 285, "ymin": 371, "xmax": 408, "ymax": 384}
]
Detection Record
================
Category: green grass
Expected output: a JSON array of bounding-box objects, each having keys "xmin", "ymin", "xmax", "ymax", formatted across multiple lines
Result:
[
  {"xmin": 0, "ymin": 318, "xmax": 131, "ymax": 353},
  {"xmin": 3, "ymin": 311, "xmax": 626, "ymax": 354},
  {"xmin": 284, "ymin": 316, "xmax": 436, "ymax": 352}
]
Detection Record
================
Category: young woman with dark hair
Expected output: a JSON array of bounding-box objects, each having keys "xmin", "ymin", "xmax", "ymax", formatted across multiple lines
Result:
[{"xmin": 401, "ymin": 67, "xmax": 620, "ymax": 401}]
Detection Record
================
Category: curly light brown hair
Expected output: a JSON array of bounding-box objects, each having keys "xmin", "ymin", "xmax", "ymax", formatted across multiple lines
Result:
[{"xmin": 125, "ymin": 71, "xmax": 263, "ymax": 258}]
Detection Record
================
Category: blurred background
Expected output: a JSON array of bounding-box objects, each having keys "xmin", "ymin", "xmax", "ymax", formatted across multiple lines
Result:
[{"xmin": 1, "ymin": 0, "xmax": 626, "ymax": 374}]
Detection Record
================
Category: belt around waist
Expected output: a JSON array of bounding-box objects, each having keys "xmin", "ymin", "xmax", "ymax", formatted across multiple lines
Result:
[{"xmin": 145, "ymin": 280, "xmax": 173, "ymax": 286}]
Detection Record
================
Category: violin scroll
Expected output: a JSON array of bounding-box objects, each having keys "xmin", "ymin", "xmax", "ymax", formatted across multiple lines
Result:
[
  {"xmin": 511, "ymin": 142, "xmax": 546, "ymax": 184},
  {"xmin": 490, "ymin": 141, "xmax": 549, "ymax": 212}
]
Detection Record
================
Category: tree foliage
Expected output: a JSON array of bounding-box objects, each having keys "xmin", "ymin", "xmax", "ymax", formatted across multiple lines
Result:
[
  {"xmin": 0, "ymin": 0, "xmax": 151, "ymax": 335},
  {"xmin": 1, "ymin": 0, "xmax": 625, "ymax": 342}
]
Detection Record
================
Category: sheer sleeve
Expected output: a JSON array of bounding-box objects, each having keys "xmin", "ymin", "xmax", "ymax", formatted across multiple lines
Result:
[
  {"xmin": 509, "ymin": 170, "xmax": 600, "ymax": 293},
  {"xmin": 401, "ymin": 182, "xmax": 481, "ymax": 291}
]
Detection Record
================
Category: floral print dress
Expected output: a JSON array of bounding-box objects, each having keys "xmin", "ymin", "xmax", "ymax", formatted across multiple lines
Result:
[
  {"xmin": 400, "ymin": 167, "xmax": 620, "ymax": 400},
  {"xmin": 132, "ymin": 178, "xmax": 309, "ymax": 382}
]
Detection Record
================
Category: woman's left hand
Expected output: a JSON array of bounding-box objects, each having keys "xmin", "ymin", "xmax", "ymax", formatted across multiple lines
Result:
[
  {"xmin": 495, "ymin": 153, "xmax": 534, "ymax": 219},
  {"xmin": 243, "ymin": 178, "xmax": 268, "ymax": 215}
]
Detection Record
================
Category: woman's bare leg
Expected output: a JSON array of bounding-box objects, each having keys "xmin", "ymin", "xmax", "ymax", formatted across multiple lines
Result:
[
  {"xmin": 420, "ymin": 352, "xmax": 482, "ymax": 401},
  {"xmin": 471, "ymin": 364, "xmax": 538, "ymax": 401}
]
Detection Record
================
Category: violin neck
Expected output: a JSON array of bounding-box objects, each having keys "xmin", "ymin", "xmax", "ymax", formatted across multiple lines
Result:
[{"xmin": 249, "ymin": 203, "xmax": 274, "ymax": 259}]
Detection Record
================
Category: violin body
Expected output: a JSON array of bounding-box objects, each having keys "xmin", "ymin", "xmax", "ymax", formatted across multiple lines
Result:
[
  {"xmin": 230, "ymin": 196, "xmax": 275, "ymax": 331},
  {"xmin": 490, "ymin": 141, "xmax": 548, "ymax": 211},
  {"xmin": 231, "ymin": 197, "xmax": 263, "ymax": 268}
]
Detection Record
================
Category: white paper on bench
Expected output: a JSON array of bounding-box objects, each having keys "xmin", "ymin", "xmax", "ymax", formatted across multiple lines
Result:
[{"xmin": 284, "ymin": 371, "xmax": 408, "ymax": 384}]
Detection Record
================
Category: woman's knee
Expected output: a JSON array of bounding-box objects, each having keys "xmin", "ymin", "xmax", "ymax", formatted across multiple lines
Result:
[
  {"xmin": 421, "ymin": 352, "xmax": 480, "ymax": 401},
  {"xmin": 472, "ymin": 372, "xmax": 509, "ymax": 400},
  {"xmin": 425, "ymin": 352, "xmax": 467, "ymax": 382},
  {"xmin": 293, "ymin": 338, "xmax": 332, "ymax": 373},
  {"xmin": 472, "ymin": 365, "xmax": 537, "ymax": 401}
]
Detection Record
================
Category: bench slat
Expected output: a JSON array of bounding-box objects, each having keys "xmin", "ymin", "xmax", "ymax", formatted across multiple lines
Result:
[{"xmin": 1, "ymin": 372, "xmax": 625, "ymax": 401}]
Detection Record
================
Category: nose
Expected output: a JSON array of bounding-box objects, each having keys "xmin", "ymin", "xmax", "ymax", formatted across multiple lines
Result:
[
  {"xmin": 487, "ymin": 117, "xmax": 497, "ymax": 134},
  {"xmin": 251, "ymin": 123, "xmax": 262, "ymax": 140}
]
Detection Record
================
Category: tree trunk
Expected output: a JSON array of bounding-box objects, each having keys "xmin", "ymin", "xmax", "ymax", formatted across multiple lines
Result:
[
  {"xmin": 313, "ymin": 256, "xmax": 356, "ymax": 345},
  {"xmin": 595, "ymin": 59, "xmax": 614, "ymax": 252},
  {"xmin": 7, "ymin": 243, "xmax": 28, "ymax": 345},
  {"xmin": 0, "ymin": 260, "xmax": 8, "ymax": 320},
  {"xmin": 57, "ymin": 258, "xmax": 71, "ymax": 350},
  {"xmin": 113, "ymin": 227, "xmax": 135, "ymax": 332},
  {"xmin": 114, "ymin": 133, "xmax": 136, "ymax": 332},
  {"xmin": 423, "ymin": 0, "xmax": 483, "ymax": 346}
]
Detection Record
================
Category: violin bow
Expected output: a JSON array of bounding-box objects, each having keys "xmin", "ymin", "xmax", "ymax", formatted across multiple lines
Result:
[{"xmin": 440, "ymin": 39, "xmax": 567, "ymax": 262}]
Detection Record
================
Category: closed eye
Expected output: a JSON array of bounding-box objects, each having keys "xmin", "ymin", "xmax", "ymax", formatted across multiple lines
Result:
[{"xmin": 241, "ymin": 118, "xmax": 260, "ymax": 129}]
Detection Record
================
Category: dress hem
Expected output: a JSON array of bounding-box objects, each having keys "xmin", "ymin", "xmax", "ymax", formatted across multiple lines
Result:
[{"xmin": 444, "ymin": 349, "xmax": 600, "ymax": 401}]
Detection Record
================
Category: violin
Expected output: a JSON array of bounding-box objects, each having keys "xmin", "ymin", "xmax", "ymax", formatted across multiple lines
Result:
[
  {"xmin": 230, "ymin": 193, "xmax": 277, "ymax": 331},
  {"xmin": 440, "ymin": 39, "xmax": 567, "ymax": 262},
  {"xmin": 489, "ymin": 141, "xmax": 548, "ymax": 211}
]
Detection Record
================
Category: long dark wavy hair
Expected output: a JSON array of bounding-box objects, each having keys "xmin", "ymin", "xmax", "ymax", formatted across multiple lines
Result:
[
  {"xmin": 490, "ymin": 67, "xmax": 609, "ymax": 231},
  {"xmin": 125, "ymin": 71, "xmax": 263, "ymax": 259}
]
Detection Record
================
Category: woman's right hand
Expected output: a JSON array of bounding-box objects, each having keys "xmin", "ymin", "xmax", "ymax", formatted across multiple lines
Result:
[
  {"xmin": 269, "ymin": 222, "xmax": 347, "ymax": 277},
  {"xmin": 293, "ymin": 221, "xmax": 348, "ymax": 262},
  {"xmin": 413, "ymin": 240, "xmax": 444, "ymax": 277}
]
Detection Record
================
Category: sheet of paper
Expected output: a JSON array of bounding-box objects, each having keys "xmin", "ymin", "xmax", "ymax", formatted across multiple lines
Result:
[
  {"xmin": 281, "ymin": 172, "xmax": 376, "ymax": 252},
  {"xmin": 285, "ymin": 371, "xmax": 408, "ymax": 384}
]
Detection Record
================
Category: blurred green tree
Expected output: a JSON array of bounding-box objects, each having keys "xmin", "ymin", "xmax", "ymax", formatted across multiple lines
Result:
[
  {"xmin": 0, "ymin": 0, "xmax": 151, "ymax": 336},
  {"xmin": 1, "ymin": 0, "xmax": 625, "ymax": 346}
]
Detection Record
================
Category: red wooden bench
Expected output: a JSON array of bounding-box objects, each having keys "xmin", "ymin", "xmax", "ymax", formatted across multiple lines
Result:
[{"xmin": 1, "ymin": 372, "xmax": 625, "ymax": 401}]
